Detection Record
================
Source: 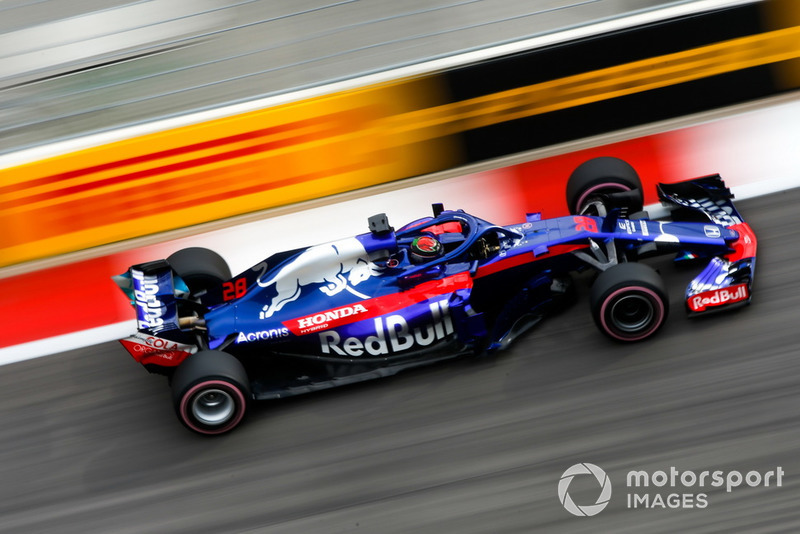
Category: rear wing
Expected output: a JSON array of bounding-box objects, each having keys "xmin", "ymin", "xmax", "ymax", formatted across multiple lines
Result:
[
  {"xmin": 112, "ymin": 260, "xmax": 188, "ymax": 333},
  {"xmin": 113, "ymin": 260, "xmax": 197, "ymax": 369},
  {"xmin": 658, "ymin": 175, "xmax": 756, "ymax": 314}
]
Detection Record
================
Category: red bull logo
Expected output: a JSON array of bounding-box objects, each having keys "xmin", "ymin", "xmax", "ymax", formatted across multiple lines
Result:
[
  {"xmin": 257, "ymin": 237, "xmax": 382, "ymax": 319},
  {"xmin": 319, "ymin": 300, "xmax": 454, "ymax": 357},
  {"xmin": 688, "ymin": 284, "xmax": 749, "ymax": 312},
  {"xmin": 131, "ymin": 269, "xmax": 165, "ymax": 330}
]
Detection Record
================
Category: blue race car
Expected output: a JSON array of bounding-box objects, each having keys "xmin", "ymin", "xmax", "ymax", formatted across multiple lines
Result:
[{"xmin": 114, "ymin": 157, "xmax": 756, "ymax": 434}]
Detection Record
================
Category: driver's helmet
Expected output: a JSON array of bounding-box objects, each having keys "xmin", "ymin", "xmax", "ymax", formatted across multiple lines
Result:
[{"xmin": 410, "ymin": 235, "xmax": 443, "ymax": 263}]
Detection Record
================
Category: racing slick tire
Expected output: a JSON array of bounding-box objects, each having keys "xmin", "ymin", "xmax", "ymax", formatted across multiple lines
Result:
[
  {"xmin": 171, "ymin": 350, "xmax": 251, "ymax": 435},
  {"xmin": 567, "ymin": 157, "xmax": 644, "ymax": 215},
  {"xmin": 167, "ymin": 247, "xmax": 231, "ymax": 295},
  {"xmin": 590, "ymin": 263, "xmax": 669, "ymax": 342}
]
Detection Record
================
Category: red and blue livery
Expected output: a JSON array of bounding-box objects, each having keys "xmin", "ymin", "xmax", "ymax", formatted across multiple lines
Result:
[{"xmin": 114, "ymin": 158, "xmax": 756, "ymax": 434}]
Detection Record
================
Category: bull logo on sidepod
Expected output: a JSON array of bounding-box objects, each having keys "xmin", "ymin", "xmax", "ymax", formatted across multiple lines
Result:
[{"xmin": 258, "ymin": 237, "xmax": 383, "ymax": 319}]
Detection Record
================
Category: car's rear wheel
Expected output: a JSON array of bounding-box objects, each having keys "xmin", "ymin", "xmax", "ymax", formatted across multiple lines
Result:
[
  {"xmin": 590, "ymin": 263, "xmax": 668, "ymax": 342},
  {"xmin": 171, "ymin": 350, "xmax": 250, "ymax": 435},
  {"xmin": 167, "ymin": 247, "xmax": 231, "ymax": 295},
  {"xmin": 567, "ymin": 157, "xmax": 644, "ymax": 216}
]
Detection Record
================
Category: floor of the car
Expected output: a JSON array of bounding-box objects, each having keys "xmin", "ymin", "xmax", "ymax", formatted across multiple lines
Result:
[{"xmin": 247, "ymin": 343, "xmax": 471, "ymax": 400}]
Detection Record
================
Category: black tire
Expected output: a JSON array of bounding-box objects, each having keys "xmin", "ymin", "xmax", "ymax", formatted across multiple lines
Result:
[
  {"xmin": 567, "ymin": 157, "xmax": 644, "ymax": 215},
  {"xmin": 171, "ymin": 350, "xmax": 251, "ymax": 435},
  {"xmin": 167, "ymin": 247, "xmax": 231, "ymax": 295},
  {"xmin": 590, "ymin": 263, "xmax": 669, "ymax": 342}
]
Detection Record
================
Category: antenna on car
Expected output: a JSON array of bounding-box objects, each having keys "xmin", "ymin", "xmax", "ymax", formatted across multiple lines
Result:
[{"xmin": 432, "ymin": 203, "xmax": 444, "ymax": 217}]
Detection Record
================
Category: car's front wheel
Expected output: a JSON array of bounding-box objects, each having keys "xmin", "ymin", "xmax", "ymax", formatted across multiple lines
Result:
[
  {"xmin": 171, "ymin": 350, "xmax": 251, "ymax": 435},
  {"xmin": 590, "ymin": 263, "xmax": 669, "ymax": 342}
]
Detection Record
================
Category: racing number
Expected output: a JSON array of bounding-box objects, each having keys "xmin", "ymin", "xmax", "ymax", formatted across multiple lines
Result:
[
  {"xmin": 573, "ymin": 216, "xmax": 598, "ymax": 233},
  {"xmin": 222, "ymin": 278, "xmax": 247, "ymax": 301}
]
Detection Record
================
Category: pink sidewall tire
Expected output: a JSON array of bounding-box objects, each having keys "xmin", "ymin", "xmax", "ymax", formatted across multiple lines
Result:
[
  {"xmin": 171, "ymin": 350, "xmax": 251, "ymax": 435},
  {"xmin": 566, "ymin": 157, "xmax": 643, "ymax": 215},
  {"xmin": 167, "ymin": 247, "xmax": 231, "ymax": 296},
  {"xmin": 590, "ymin": 263, "xmax": 669, "ymax": 342}
]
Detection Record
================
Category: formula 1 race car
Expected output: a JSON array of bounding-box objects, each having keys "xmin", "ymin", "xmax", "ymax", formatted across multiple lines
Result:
[{"xmin": 114, "ymin": 157, "xmax": 756, "ymax": 434}]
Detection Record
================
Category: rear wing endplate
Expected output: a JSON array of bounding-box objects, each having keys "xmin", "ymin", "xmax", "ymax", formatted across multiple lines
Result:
[{"xmin": 112, "ymin": 260, "xmax": 188, "ymax": 333}]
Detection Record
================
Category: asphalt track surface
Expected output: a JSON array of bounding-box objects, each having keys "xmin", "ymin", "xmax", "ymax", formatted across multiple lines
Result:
[{"xmin": 1, "ymin": 188, "xmax": 798, "ymax": 533}]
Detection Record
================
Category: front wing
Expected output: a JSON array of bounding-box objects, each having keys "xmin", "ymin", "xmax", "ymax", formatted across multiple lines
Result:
[{"xmin": 658, "ymin": 176, "xmax": 756, "ymax": 314}]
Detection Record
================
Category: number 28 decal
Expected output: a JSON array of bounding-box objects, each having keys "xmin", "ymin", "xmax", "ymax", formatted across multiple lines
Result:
[
  {"xmin": 573, "ymin": 216, "xmax": 598, "ymax": 233},
  {"xmin": 222, "ymin": 278, "xmax": 248, "ymax": 301}
]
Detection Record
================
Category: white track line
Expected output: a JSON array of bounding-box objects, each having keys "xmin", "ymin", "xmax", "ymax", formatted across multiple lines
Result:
[{"xmin": 0, "ymin": 321, "xmax": 136, "ymax": 366}]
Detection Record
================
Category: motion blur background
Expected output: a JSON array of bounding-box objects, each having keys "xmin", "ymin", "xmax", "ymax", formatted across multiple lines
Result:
[{"xmin": 1, "ymin": 0, "xmax": 799, "ymax": 532}]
